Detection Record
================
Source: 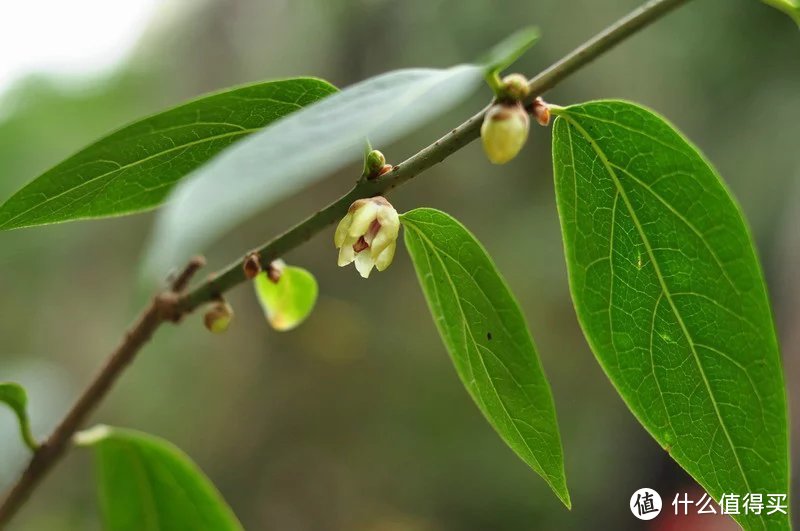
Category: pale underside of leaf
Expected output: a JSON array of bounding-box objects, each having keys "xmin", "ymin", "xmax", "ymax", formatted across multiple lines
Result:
[
  {"xmin": 551, "ymin": 101, "xmax": 787, "ymax": 531},
  {"xmin": 146, "ymin": 65, "xmax": 486, "ymax": 277},
  {"xmin": 402, "ymin": 208, "xmax": 570, "ymax": 508}
]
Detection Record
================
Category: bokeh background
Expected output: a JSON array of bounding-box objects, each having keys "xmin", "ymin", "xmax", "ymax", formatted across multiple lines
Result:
[{"xmin": 0, "ymin": 0, "xmax": 798, "ymax": 529}]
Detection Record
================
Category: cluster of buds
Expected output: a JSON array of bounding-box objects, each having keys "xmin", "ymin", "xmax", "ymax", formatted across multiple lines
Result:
[
  {"xmin": 481, "ymin": 73, "xmax": 550, "ymax": 165},
  {"xmin": 335, "ymin": 196, "xmax": 399, "ymax": 278}
]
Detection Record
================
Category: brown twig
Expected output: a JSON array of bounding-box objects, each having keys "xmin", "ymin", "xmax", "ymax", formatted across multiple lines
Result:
[
  {"xmin": 0, "ymin": 0, "xmax": 691, "ymax": 525},
  {"xmin": 0, "ymin": 260, "xmax": 204, "ymax": 527}
]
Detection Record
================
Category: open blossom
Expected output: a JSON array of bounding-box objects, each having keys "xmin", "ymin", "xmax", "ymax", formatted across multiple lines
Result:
[{"xmin": 334, "ymin": 196, "xmax": 399, "ymax": 278}]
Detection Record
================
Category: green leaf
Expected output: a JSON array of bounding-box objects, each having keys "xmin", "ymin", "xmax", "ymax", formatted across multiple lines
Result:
[
  {"xmin": 145, "ymin": 67, "xmax": 482, "ymax": 276},
  {"xmin": 146, "ymin": 32, "xmax": 538, "ymax": 276},
  {"xmin": 253, "ymin": 264, "xmax": 318, "ymax": 331},
  {"xmin": 401, "ymin": 208, "xmax": 570, "ymax": 507},
  {"xmin": 551, "ymin": 101, "xmax": 787, "ymax": 530},
  {"xmin": 75, "ymin": 425, "xmax": 242, "ymax": 531},
  {"xmin": 481, "ymin": 26, "xmax": 540, "ymax": 75},
  {"xmin": 0, "ymin": 78, "xmax": 337, "ymax": 231},
  {"xmin": 763, "ymin": 0, "xmax": 800, "ymax": 26},
  {"xmin": 0, "ymin": 382, "xmax": 37, "ymax": 451}
]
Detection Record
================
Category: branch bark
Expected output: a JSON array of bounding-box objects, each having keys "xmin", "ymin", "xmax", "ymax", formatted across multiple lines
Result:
[{"xmin": 0, "ymin": 0, "xmax": 691, "ymax": 526}]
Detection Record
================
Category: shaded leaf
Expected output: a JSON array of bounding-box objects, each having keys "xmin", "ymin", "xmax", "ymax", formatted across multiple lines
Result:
[
  {"xmin": 253, "ymin": 264, "xmax": 318, "ymax": 331},
  {"xmin": 401, "ymin": 208, "xmax": 570, "ymax": 507},
  {"xmin": 551, "ymin": 100, "xmax": 788, "ymax": 530},
  {"xmin": 0, "ymin": 78, "xmax": 337, "ymax": 230},
  {"xmin": 763, "ymin": 0, "xmax": 800, "ymax": 26},
  {"xmin": 0, "ymin": 382, "xmax": 37, "ymax": 451},
  {"xmin": 75, "ymin": 425, "xmax": 242, "ymax": 531}
]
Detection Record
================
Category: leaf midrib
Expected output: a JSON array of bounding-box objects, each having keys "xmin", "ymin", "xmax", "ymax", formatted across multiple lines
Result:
[
  {"xmin": 0, "ymin": 128, "xmax": 261, "ymax": 229},
  {"xmin": 559, "ymin": 112, "xmax": 757, "ymax": 507},
  {"xmin": 403, "ymin": 220, "xmax": 551, "ymax": 484}
]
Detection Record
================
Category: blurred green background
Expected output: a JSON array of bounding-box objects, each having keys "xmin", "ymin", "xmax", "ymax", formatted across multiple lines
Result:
[{"xmin": 1, "ymin": 0, "xmax": 798, "ymax": 529}]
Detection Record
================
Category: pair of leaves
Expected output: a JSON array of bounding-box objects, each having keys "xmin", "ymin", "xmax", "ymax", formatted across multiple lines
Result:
[
  {"xmin": 76, "ymin": 425, "xmax": 241, "ymax": 531},
  {"xmin": 402, "ymin": 102, "xmax": 788, "ymax": 530},
  {"xmin": 145, "ymin": 27, "xmax": 538, "ymax": 275},
  {"xmin": 0, "ymin": 26, "xmax": 538, "ymax": 278}
]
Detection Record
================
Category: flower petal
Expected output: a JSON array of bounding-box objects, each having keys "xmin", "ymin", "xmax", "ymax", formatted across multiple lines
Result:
[
  {"xmin": 354, "ymin": 251, "xmax": 375, "ymax": 278},
  {"xmin": 375, "ymin": 240, "xmax": 396, "ymax": 271},
  {"xmin": 348, "ymin": 201, "xmax": 379, "ymax": 239},
  {"xmin": 370, "ymin": 225, "xmax": 394, "ymax": 259},
  {"xmin": 377, "ymin": 204, "xmax": 400, "ymax": 234},
  {"xmin": 338, "ymin": 241, "xmax": 356, "ymax": 266},
  {"xmin": 334, "ymin": 212, "xmax": 353, "ymax": 248}
]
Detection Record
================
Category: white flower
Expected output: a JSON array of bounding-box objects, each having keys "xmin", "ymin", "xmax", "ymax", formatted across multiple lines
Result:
[{"xmin": 334, "ymin": 196, "xmax": 400, "ymax": 278}]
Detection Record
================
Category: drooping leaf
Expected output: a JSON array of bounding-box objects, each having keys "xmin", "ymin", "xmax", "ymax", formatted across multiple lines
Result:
[
  {"xmin": 401, "ymin": 208, "xmax": 570, "ymax": 507},
  {"xmin": 75, "ymin": 425, "xmax": 242, "ymax": 531},
  {"xmin": 145, "ymin": 32, "xmax": 540, "ymax": 276},
  {"xmin": 0, "ymin": 78, "xmax": 337, "ymax": 231},
  {"xmin": 0, "ymin": 382, "xmax": 37, "ymax": 451},
  {"xmin": 253, "ymin": 264, "xmax": 318, "ymax": 331},
  {"xmin": 763, "ymin": 0, "xmax": 800, "ymax": 26},
  {"xmin": 551, "ymin": 100, "xmax": 787, "ymax": 530}
]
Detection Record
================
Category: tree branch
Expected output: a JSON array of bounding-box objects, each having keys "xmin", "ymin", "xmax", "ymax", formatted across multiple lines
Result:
[
  {"xmin": 177, "ymin": 0, "xmax": 691, "ymax": 313},
  {"xmin": 0, "ymin": 0, "xmax": 691, "ymax": 525}
]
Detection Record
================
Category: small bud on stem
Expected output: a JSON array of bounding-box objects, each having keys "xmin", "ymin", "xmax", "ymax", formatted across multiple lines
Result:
[
  {"xmin": 203, "ymin": 301, "xmax": 234, "ymax": 334},
  {"xmin": 243, "ymin": 251, "xmax": 262, "ymax": 280},
  {"xmin": 365, "ymin": 150, "xmax": 387, "ymax": 179},
  {"xmin": 532, "ymin": 97, "xmax": 551, "ymax": 127},
  {"xmin": 498, "ymin": 73, "xmax": 530, "ymax": 101},
  {"xmin": 266, "ymin": 260, "xmax": 284, "ymax": 283}
]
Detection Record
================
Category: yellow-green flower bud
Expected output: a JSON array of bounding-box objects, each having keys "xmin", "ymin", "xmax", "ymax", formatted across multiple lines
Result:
[
  {"xmin": 365, "ymin": 150, "xmax": 386, "ymax": 178},
  {"xmin": 204, "ymin": 301, "xmax": 234, "ymax": 334},
  {"xmin": 499, "ymin": 73, "xmax": 530, "ymax": 101},
  {"xmin": 334, "ymin": 196, "xmax": 400, "ymax": 278},
  {"xmin": 481, "ymin": 102, "xmax": 530, "ymax": 164}
]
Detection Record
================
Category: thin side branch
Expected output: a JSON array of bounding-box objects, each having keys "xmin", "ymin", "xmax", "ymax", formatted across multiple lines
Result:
[{"xmin": 0, "ymin": 0, "xmax": 691, "ymax": 526}]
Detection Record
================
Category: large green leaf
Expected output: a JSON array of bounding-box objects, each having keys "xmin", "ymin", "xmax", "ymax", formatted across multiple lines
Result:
[
  {"xmin": 75, "ymin": 425, "xmax": 242, "ymax": 531},
  {"xmin": 0, "ymin": 78, "xmax": 337, "ymax": 231},
  {"xmin": 0, "ymin": 382, "xmax": 37, "ymax": 451},
  {"xmin": 401, "ymin": 208, "xmax": 570, "ymax": 507},
  {"xmin": 551, "ymin": 101, "xmax": 787, "ymax": 530},
  {"xmin": 146, "ymin": 31, "xmax": 539, "ymax": 276}
]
